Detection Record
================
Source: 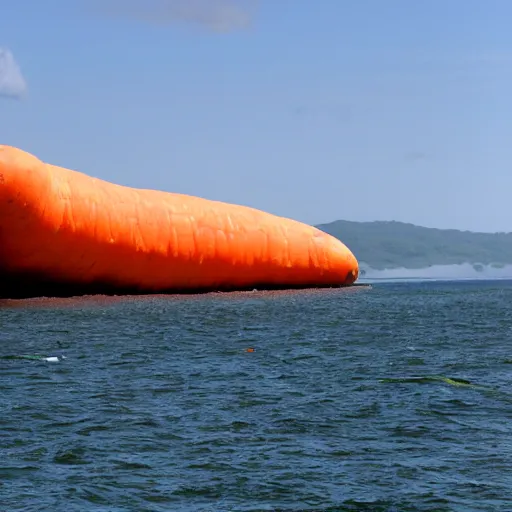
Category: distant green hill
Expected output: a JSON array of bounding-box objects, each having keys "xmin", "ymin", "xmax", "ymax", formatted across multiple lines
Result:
[{"xmin": 315, "ymin": 220, "xmax": 512, "ymax": 270}]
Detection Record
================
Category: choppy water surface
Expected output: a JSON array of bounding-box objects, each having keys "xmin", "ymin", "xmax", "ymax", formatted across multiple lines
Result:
[{"xmin": 2, "ymin": 281, "xmax": 512, "ymax": 512}]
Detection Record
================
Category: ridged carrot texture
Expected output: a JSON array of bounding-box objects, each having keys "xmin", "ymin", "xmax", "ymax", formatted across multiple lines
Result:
[{"xmin": 0, "ymin": 145, "xmax": 359, "ymax": 298}]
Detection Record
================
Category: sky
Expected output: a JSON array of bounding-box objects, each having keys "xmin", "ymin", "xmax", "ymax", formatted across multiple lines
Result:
[{"xmin": 1, "ymin": 0, "xmax": 512, "ymax": 233}]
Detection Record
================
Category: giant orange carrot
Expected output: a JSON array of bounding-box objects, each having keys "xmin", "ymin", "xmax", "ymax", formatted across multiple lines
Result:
[{"xmin": 0, "ymin": 146, "xmax": 358, "ymax": 298}]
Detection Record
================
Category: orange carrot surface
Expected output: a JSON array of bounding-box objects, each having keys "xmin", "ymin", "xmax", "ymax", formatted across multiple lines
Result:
[{"xmin": 0, "ymin": 146, "xmax": 358, "ymax": 298}]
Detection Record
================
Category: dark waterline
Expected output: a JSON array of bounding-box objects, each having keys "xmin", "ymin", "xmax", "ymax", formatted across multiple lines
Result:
[
  {"xmin": 0, "ymin": 269, "xmax": 359, "ymax": 300},
  {"xmin": 2, "ymin": 280, "xmax": 512, "ymax": 511}
]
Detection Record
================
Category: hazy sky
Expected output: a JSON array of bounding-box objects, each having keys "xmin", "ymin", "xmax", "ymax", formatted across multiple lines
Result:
[{"xmin": 1, "ymin": 0, "xmax": 511, "ymax": 232}]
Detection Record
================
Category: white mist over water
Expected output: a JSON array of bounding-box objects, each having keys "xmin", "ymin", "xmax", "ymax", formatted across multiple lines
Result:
[{"xmin": 359, "ymin": 263, "xmax": 512, "ymax": 282}]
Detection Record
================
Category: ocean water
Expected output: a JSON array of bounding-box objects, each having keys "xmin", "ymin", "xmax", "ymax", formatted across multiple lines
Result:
[{"xmin": 1, "ymin": 280, "xmax": 512, "ymax": 512}]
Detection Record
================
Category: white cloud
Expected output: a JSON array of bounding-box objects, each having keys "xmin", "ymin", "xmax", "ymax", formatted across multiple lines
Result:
[
  {"xmin": 96, "ymin": 0, "xmax": 258, "ymax": 33},
  {"xmin": 0, "ymin": 48, "xmax": 27, "ymax": 100}
]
